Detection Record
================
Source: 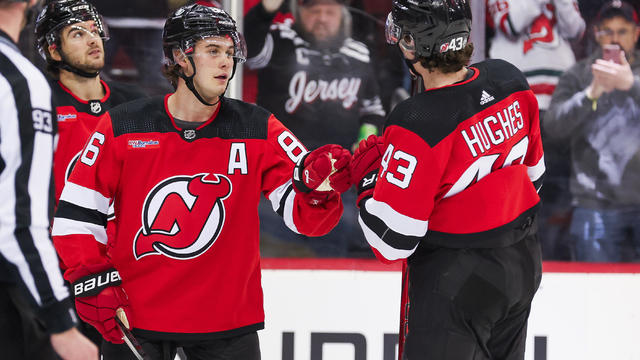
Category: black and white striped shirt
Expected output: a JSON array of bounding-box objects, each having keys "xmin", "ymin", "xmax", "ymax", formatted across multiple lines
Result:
[{"xmin": 0, "ymin": 30, "xmax": 75, "ymax": 333}]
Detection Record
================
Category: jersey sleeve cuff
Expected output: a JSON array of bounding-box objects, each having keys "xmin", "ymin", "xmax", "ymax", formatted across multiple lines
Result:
[{"xmin": 38, "ymin": 297, "xmax": 78, "ymax": 334}]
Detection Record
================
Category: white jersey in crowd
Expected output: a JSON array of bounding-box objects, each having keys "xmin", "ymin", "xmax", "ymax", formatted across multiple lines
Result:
[{"xmin": 488, "ymin": 0, "xmax": 585, "ymax": 110}]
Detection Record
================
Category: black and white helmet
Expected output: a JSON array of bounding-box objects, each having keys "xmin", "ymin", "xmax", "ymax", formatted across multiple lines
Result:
[
  {"xmin": 385, "ymin": 0, "xmax": 471, "ymax": 59},
  {"xmin": 35, "ymin": 0, "xmax": 108, "ymax": 61},
  {"xmin": 163, "ymin": 4, "xmax": 246, "ymax": 66}
]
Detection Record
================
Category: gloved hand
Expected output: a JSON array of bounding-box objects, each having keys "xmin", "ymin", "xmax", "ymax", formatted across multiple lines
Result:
[
  {"xmin": 293, "ymin": 144, "xmax": 352, "ymax": 205},
  {"xmin": 350, "ymin": 135, "xmax": 386, "ymax": 207},
  {"xmin": 72, "ymin": 268, "xmax": 131, "ymax": 344}
]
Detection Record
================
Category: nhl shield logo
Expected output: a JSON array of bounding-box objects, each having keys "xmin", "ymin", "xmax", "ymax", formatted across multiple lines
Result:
[
  {"xmin": 183, "ymin": 129, "xmax": 196, "ymax": 140},
  {"xmin": 89, "ymin": 101, "xmax": 102, "ymax": 114}
]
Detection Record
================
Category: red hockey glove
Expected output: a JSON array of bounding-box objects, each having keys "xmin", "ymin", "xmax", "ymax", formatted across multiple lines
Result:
[
  {"xmin": 72, "ymin": 269, "xmax": 131, "ymax": 344},
  {"xmin": 293, "ymin": 144, "xmax": 352, "ymax": 205},
  {"xmin": 351, "ymin": 135, "xmax": 386, "ymax": 207}
]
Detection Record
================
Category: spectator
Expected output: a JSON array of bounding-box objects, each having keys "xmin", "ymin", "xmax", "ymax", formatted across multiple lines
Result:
[
  {"xmin": 245, "ymin": 0, "xmax": 385, "ymax": 257},
  {"xmin": 245, "ymin": 0, "xmax": 385, "ymax": 151},
  {"xmin": 487, "ymin": 0, "xmax": 585, "ymax": 109},
  {"xmin": 545, "ymin": 0, "xmax": 640, "ymax": 262},
  {"xmin": 487, "ymin": 0, "xmax": 585, "ymax": 260},
  {"xmin": 91, "ymin": 0, "xmax": 176, "ymax": 96},
  {"xmin": 0, "ymin": 0, "xmax": 98, "ymax": 359},
  {"xmin": 51, "ymin": 5, "xmax": 350, "ymax": 358}
]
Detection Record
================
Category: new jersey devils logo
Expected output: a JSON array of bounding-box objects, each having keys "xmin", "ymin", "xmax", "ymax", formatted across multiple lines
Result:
[{"xmin": 133, "ymin": 173, "xmax": 232, "ymax": 260}]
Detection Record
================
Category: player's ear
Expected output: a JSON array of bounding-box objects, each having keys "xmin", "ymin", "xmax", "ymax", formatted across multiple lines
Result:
[
  {"xmin": 173, "ymin": 48, "xmax": 188, "ymax": 69},
  {"xmin": 48, "ymin": 43, "xmax": 62, "ymax": 61}
]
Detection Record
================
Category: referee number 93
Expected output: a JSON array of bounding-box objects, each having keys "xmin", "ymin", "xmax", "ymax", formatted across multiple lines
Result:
[{"xmin": 32, "ymin": 109, "xmax": 53, "ymax": 134}]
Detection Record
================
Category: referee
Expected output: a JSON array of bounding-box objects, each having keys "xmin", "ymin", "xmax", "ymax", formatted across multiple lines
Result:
[{"xmin": 0, "ymin": 0, "xmax": 97, "ymax": 359}]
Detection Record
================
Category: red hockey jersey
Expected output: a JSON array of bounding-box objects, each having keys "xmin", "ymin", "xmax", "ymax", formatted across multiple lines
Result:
[
  {"xmin": 51, "ymin": 79, "xmax": 145, "ymax": 202},
  {"xmin": 51, "ymin": 95, "xmax": 342, "ymax": 339},
  {"xmin": 359, "ymin": 59, "xmax": 545, "ymax": 261}
]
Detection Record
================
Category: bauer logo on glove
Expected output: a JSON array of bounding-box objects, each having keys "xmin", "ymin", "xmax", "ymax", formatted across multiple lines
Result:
[{"xmin": 74, "ymin": 269, "xmax": 122, "ymax": 297}]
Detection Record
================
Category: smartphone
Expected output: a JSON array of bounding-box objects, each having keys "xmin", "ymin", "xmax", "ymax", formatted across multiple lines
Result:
[{"xmin": 602, "ymin": 44, "xmax": 622, "ymax": 64}]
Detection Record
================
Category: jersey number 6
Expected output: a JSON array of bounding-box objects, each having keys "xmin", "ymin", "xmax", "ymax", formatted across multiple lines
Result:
[{"xmin": 80, "ymin": 132, "xmax": 105, "ymax": 167}]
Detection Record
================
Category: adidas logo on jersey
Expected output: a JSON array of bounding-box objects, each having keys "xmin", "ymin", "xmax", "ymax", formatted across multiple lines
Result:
[{"xmin": 480, "ymin": 90, "xmax": 495, "ymax": 105}]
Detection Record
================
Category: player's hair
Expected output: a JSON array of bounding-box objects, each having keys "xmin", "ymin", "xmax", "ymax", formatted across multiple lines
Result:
[
  {"xmin": 416, "ymin": 42, "xmax": 474, "ymax": 74},
  {"xmin": 162, "ymin": 55, "xmax": 181, "ymax": 89}
]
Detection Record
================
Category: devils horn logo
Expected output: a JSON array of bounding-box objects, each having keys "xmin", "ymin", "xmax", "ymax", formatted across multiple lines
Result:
[{"xmin": 133, "ymin": 173, "xmax": 232, "ymax": 260}]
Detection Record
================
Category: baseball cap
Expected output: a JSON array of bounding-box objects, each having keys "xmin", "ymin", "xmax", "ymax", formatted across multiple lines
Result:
[{"xmin": 597, "ymin": 0, "xmax": 639, "ymax": 25}]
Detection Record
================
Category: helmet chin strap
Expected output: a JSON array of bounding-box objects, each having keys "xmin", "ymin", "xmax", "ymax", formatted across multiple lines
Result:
[
  {"xmin": 56, "ymin": 50, "xmax": 100, "ymax": 78},
  {"xmin": 179, "ymin": 55, "xmax": 239, "ymax": 107},
  {"xmin": 179, "ymin": 56, "xmax": 220, "ymax": 107},
  {"xmin": 399, "ymin": 46, "xmax": 422, "ymax": 81}
]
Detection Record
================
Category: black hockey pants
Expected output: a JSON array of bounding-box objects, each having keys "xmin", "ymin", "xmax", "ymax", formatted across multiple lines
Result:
[
  {"xmin": 403, "ymin": 223, "xmax": 542, "ymax": 360},
  {"xmin": 102, "ymin": 331, "xmax": 261, "ymax": 360}
]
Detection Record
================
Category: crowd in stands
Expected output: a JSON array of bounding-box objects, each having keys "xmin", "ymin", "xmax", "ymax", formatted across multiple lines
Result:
[{"xmin": 17, "ymin": 0, "xmax": 640, "ymax": 263}]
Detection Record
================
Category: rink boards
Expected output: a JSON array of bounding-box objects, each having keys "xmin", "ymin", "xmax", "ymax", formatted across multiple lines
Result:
[{"xmin": 258, "ymin": 259, "xmax": 640, "ymax": 360}]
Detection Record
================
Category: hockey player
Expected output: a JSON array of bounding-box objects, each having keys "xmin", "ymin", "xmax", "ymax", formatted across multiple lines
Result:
[
  {"xmin": 0, "ymin": 0, "xmax": 98, "ymax": 359},
  {"xmin": 51, "ymin": 4, "xmax": 351, "ymax": 359},
  {"xmin": 351, "ymin": 0, "xmax": 545, "ymax": 359},
  {"xmin": 35, "ymin": 0, "xmax": 146, "ymax": 204}
]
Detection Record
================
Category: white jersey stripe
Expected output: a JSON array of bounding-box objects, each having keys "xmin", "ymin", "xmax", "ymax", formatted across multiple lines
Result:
[
  {"xmin": 52, "ymin": 217, "xmax": 108, "ymax": 245},
  {"xmin": 60, "ymin": 181, "xmax": 111, "ymax": 215},
  {"xmin": 339, "ymin": 47, "xmax": 370, "ymax": 63},
  {"xmin": 528, "ymin": 155, "xmax": 545, "ymax": 183},
  {"xmin": 246, "ymin": 33, "xmax": 274, "ymax": 70},
  {"xmin": 268, "ymin": 180, "xmax": 300, "ymax": 234},
  {"xmin": 364, "ymin": 198, "xmax": 429, "ymax": 237},
  {"xmin": 358, "ymin": 215, "xmax": 418, "ymax": 261},
  {"xmin": 282, "ymin": 190, "xmax": 300, "ymax": 234}
]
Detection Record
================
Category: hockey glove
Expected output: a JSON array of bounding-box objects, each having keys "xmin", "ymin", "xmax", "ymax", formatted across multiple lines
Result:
[
  {"xmin": 72, "ymin": 268, "xmax": 131, "ymax": 344},
  {"xmin": 292, "ymin": 144, "xmax": 352, "ymax": 205},
  {"xmin": 351, "ymin": 135, "xmax": 386, "ymax": 207}
]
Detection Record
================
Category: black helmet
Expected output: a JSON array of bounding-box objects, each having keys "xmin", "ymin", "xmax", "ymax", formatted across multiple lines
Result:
[
  {"xmin": 163, "ymin": 4, "xmax": 246, "ymax": 106},
  {"xmin": 34, "ymin": 0, "xmax": 108, "ymax": 77},
  {"xmin": 385, "ymin": 0, "xmax": 472, "ymax": 59},
  {"xmin": 35, "ymin": 0, "xmax": 108, "ymax": 60},
  {"xmin": 163, "ymin": 4, "xmax": 246, "ymax": 66}
]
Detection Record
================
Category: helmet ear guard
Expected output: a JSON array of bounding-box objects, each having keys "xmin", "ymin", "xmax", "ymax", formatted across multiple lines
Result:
[{"xmin": 386, "ymin": 0, "xmax": 471, "ymax": 59}]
